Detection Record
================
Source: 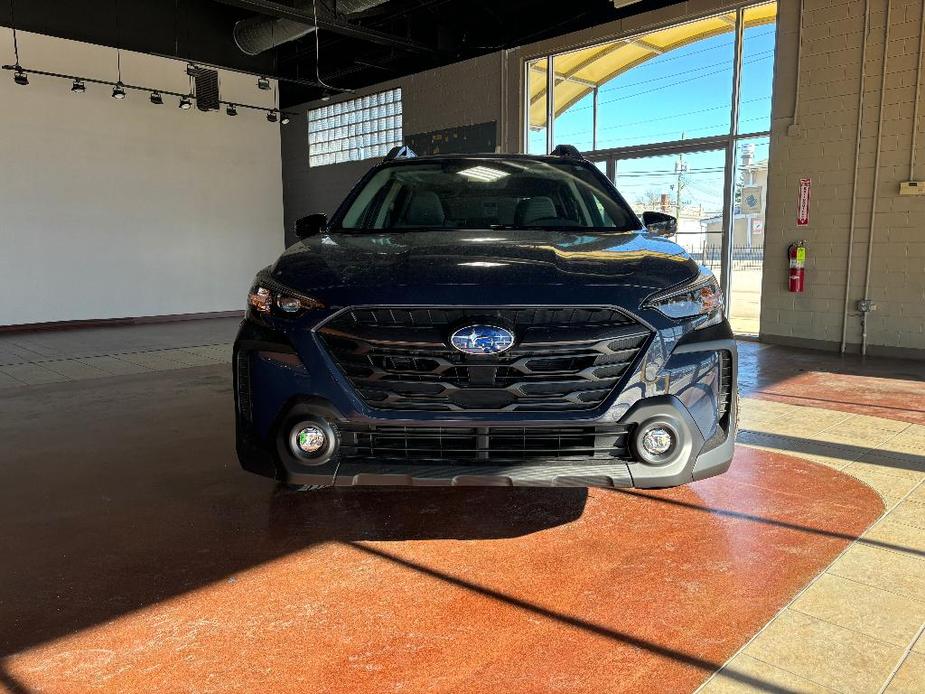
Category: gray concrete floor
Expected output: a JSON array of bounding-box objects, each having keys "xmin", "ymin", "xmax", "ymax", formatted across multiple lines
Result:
[{"xmin": 0, "ymin": 318, "xmax": 239, "ymax": 387}]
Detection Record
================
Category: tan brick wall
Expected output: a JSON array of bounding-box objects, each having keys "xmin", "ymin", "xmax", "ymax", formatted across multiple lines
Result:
[{"xmin": 762, "ymin": 0, "xmax": 925, "ymax": 354}]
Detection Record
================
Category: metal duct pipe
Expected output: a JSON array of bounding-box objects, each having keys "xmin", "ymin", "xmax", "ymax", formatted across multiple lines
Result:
[
  {"xmin": 337, "ymin": 0, "xmax": 391, "ymax": 13},
  {"xmin": 233, "ymin": 9, "xmax": 316, "ymax": 56},
  {"xmin": 233, "ymin": 0, "xmax": 391, "ymax": 55}
]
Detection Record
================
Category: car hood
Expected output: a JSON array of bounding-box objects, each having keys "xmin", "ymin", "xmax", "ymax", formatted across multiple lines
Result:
[{"xmin": 270, "ymin": 229, "xmax": 699, "ymax": 305}]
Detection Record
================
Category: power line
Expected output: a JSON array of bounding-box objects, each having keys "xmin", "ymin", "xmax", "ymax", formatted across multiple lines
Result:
[
  {"xmin": 588, "ymin": 51, "xmax": 775, "ymax": 111},
  {"xmin": 554, "ymin": 98, "xmax": 772, "ymax": 144},
  {"xmin": 559, "ymin": 51, "xmax": 773, "ymax": 120}
]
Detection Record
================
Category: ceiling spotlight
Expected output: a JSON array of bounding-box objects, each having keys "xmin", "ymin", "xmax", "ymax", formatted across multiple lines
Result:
[
  {"xmin": 179, "ymin": 94, "xmax": 193, "ymax": 110},
  {"xmin": 112, "ymin": 81, "xmax": 126, "ymax": 99},
  {"xmin": 320, "ymin": 92, "xmax": 331, "ymax": 102},
  {"xmin": 149, "ymin": 91, "xmax": 163, "ymax": 105},
  {"xmin": 226, "ymin": 104, "xmax": 238, "ymax": 117},
  {"xmin": 257, "ymin": 76, "xmax": 270, "ymax": 90},
  {"xmin": 71, "ymin": 78, "xmax": 86, "ymax": 93},
  {"xmin": 280, "ymin": 114, "xmax": 290, "ymax": 125},
  {"xmin": 266, "ymin": 110, "xmax": 278, "ymax": 123},
  {"xmin": 13, "ymin": 66, "xmax": 28, "ymax": 86}
]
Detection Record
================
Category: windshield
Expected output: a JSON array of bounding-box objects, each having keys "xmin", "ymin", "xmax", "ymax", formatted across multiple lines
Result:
[{"xmin": 334, "ymin": 159, "xmax": 641, "ymax": 231}]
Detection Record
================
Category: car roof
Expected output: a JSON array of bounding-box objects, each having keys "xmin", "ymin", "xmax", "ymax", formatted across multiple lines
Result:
[
  {"xmin": 375, "ymin": 154, "xmax": 597, "ymax": 172},
  {"xmin": 383, "ymin": 152, "xmax": 579, "ymax": 162}
]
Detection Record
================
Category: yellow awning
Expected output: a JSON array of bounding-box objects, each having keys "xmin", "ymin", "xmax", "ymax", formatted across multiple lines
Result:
[{"xmin": 528, "ymin": 3, "xmax": 777, "ymax": 129}]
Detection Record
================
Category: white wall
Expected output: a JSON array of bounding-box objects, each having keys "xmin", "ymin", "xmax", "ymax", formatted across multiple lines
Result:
[{"xmin": 0, "ymin": 29, "xmax": 284, "ymax": 326}]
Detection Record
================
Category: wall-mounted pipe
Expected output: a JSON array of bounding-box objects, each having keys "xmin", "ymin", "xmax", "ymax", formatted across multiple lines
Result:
[
  {"xmin": 860, "ymin": 0, "xmax": 893, "ymax": 356},
  {"xmin": 840, "ymin": 0, "xmax": 872, "ymax": 354},
  {"xmin": 791, "ymin": 0, "xmax": 805, "ymax": 130},
  {"xmin": 909, "ymin": 0, "xmax": 925, "ymax": 181}
]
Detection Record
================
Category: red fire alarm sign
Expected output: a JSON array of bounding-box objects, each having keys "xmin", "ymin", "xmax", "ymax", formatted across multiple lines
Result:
[{"xmin": 797, "ymin": 178, "xmax": 811, "ymax": 226}]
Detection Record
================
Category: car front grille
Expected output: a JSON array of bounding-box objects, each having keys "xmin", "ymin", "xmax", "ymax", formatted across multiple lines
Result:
[
  {"xmin": 338, "ymin": 424, "xmax": 633, "ymax": 463},
  {"xmin": 317, "ymin": 307, "xmax": 651, "ymax": 412}
]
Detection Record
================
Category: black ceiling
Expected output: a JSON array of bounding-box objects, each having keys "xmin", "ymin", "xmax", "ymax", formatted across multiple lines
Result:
[{"xmin": 1, "ymin": 0, "xmax": 682, "ymax": 107}]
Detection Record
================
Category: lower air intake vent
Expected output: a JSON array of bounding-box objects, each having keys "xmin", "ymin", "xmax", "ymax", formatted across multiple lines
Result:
[{"xmin": 339, "ymin": 424, "xmax": 633, "ymax": 464}]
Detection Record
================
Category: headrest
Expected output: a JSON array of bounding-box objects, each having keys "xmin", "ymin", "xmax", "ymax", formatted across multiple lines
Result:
[
  {"xmin": 515, "ymin": 196, "xmax": 557, "ymax": 225},
  {"xmin": 403, "ymin": 191, "xmax": 446, "ymax": 226}
]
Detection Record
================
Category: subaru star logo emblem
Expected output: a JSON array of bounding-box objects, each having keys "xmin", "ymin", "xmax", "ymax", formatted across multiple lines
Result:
[{"xmin": 450, "ymin": 325, "xmax": 515, "ymax": 355}]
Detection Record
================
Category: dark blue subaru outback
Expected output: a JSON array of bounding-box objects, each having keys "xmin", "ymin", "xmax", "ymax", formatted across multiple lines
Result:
[{"xmin": 234, "ymin": 146, "xmax": 736, "ymax": 490}]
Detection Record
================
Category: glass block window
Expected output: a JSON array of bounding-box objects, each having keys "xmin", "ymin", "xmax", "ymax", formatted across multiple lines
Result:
[{"xmin": 308, "ymin": 88, "xmax": 403, "ymax": 167}]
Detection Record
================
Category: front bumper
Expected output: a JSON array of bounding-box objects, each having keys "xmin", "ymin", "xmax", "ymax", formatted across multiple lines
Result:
[{"xmin": 234, "ymin": 317, "xmax": 737, "ymax": 489}]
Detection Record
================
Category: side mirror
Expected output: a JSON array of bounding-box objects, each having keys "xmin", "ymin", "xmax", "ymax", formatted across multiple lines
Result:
[
  {"xmin": 642, "ymin": 211, "xmax": 677, "ymax": 237},
  {"xmin": 295, "ymin": 213, "xmax": 327, "ymax": 239}
]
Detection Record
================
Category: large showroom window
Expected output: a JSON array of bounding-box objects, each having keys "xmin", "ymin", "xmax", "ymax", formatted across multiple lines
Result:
[
  {"xmin": 524, "ymin": 2, "xmax": 776, "ymax": 334},
  {"xmin": 308, "ymin": 88, "xmax": 403, "ymax": 167}
]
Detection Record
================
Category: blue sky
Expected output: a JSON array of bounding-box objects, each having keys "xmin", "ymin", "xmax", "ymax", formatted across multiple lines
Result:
[{"xmin": 527, "ymin": 19, "xmax": 776, "ymax": 212}]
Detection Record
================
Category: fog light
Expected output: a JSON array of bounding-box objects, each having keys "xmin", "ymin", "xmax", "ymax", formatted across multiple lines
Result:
[
  {"xmin": 641, "ymin": 427, "xmax": 674, "ymax": 457},
  {"xmin": 295, "ymin": 425, "xmax": 326, "ymax": 454}
]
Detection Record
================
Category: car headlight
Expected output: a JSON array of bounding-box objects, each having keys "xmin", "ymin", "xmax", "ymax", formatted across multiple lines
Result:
[
  {"xmin": 645, "ymin": 270, "xmax": 724, "ymax": 325},
  {"xmin": 247, "ymin": 271, "xmax": 323, "ymax": 317}
]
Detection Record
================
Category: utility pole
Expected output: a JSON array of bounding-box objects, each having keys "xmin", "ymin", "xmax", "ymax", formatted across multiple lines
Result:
[
  {"xmin": 674, "ymin": 132, "xmax": 687, "ymax": 222},
  {"xmin": 674, "ymin": 156, "xmax": 687, "ymax": 220}
]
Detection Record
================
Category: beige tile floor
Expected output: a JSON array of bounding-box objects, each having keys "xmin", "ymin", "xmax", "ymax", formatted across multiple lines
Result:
[{"xmin": 699, "ymin": 398, "xmax": 925, "ymax": 693}]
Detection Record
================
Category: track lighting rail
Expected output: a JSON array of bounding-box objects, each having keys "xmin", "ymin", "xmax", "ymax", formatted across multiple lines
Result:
[{"xmin": 2, "ymin": 64, "xmax": 298, "ymax": 121}]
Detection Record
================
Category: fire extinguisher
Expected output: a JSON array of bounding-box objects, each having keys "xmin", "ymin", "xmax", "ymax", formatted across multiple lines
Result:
[{"xmin": 788, "ymin": 241, "xmax": 806, "ymax": 293}]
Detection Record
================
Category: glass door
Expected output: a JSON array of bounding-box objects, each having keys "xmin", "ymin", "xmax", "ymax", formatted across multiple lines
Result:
[
  {"xmin": 612, "ymin": 149, "xmax": 727, "ymax": 287},
  {"xmin": 524, "ymin": 2, "xmax": 777, "ymax": 336},
  {"xmin": 727, "ymin": 136, "xmax": 770, "ymax": 335}
]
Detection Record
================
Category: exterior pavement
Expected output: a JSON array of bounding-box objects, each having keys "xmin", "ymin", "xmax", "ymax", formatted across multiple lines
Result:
[{"xmin": 0, "ymin": 319, "xmax": 923, "ymax": 693}]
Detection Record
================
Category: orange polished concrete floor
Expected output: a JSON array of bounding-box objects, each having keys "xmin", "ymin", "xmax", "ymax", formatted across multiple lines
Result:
[{"xmin": 0, "ymin": 364, "xmax": 886, "ymax": 693}]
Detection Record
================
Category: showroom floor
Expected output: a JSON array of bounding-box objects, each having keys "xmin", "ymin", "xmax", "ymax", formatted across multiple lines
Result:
[{"xmin": 0, "ymin": 321, "xmax": 923, "ymax": 693}]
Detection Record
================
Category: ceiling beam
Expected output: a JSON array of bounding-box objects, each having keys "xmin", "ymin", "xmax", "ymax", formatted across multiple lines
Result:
[
  {"xmin": 529, "ymin": 63, "xmax": 598, "ymax": 89},
  {"xmin": 631, "ymin": 38, "xmax": 664, "ymax": 54},
  {"xmin": 210, "ymin": 0, "xmax": 441, "ymax": 54}
]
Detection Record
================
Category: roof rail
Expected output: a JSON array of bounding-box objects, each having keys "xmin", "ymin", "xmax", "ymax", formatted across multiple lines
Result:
[
  {"xmin": 384, "ymin": 145, "xmax": 417, "ymax": 161},
  {"xmin": 550, "ymin": 144, "xmax": 584, "ymax": 160}
]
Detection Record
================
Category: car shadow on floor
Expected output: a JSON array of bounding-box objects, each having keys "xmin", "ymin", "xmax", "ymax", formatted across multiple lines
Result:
[
  {"xmin": 0, "ymin": 472, "xmax": 586, "ymax": 659},
  {"xmin": 0, "ymin": 367, "xmax": 590, "ymax": 660},
  {"xmin": 267, "ymin": 484, "xmax": 588, "ymax": 542}
]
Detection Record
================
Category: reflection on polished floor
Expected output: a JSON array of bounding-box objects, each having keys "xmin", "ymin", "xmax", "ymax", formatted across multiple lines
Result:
[{"xmin": 0, "ymin": 321, "xmax": 923, "ymax": 693}]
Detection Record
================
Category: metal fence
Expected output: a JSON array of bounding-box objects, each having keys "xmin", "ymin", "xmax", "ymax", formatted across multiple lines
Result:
[{"xmin": 689, "ymin": 245, "xmax": 764, "ymax": 271}]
